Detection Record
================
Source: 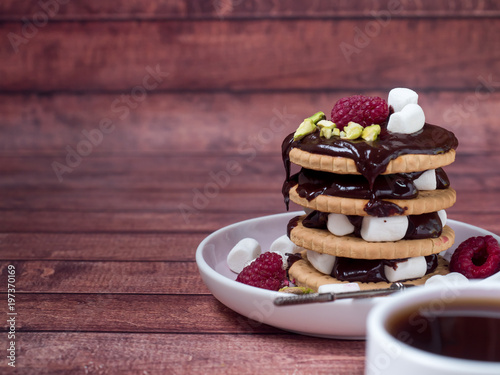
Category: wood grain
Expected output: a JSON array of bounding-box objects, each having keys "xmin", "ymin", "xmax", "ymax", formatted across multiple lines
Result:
[
  {"xmin": 0, "ymin": 294, "xmax": 283, "ymax": 334},
  {"xmin": 0, "ymin": 260, "xmax": 206, "ymax": 294},
  {"xmin": 1, "ymin": 92, "xmax": 499, "ymax": 155},
  {"xmin": 0, "ymin": 233, "xmax": 206, "ymax": 261},
  {"xmin": 2, "ymin": 19, "xmax": 500, "ymax": 92},
  {"xmin": 2, "ymin": 0, "xmax": 500, "ymax": 20},
  {"xmin": 0, "ymin": 332, "xmax": 365, "ymax": 375}
]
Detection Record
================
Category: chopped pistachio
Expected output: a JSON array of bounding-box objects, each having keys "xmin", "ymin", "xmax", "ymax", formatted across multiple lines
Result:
[
  {"xmin": 340, "ymin": 121, "xmax": 363, "ymax": 139},
  {"xmin": 308, "ymin": 111, "xmax": 326, "ymax": 124},
  {"xmin": 320, "ymin": 127, "xmax": 333, "ymax": 139},
  {"xmin": 293, "ymin": 111, "xmax": 326, "ymax": 140},
  {"xmin": 361, "ymin": 124, "xmax": 381, "ymax": 141},
  {"xmin": 293, "ymin": 118, "xmax": 316, "ymax": 140},
  {"xmin": 317, "ymin": 119, "xmax": 336, "ymax": 129},
  {"xmin": 332, "ymin": 128, "xmax": 340, "ymax": 136},
  {"xmin": 278, "ymin": 286, "xmax": 314, "ymax": 295}
]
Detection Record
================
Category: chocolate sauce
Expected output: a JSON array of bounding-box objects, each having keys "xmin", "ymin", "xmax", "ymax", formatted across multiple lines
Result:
[
  {"xmin": 282, "ymin": 124, "xmax": 458, "ymax": 210},
  {"xmin": 292, "ymin": 168, "xmax": 419, "ymax": 201},
  {"xmin": 301, "ymin": 210, "xmax": 443, "ymax": 240},
  {"xmin": 302, "ymin": 210, "xmax": 328, "ymax": 229},
  {"xmin": 425, "ymin": 254, "xmax": 438, "ymax": 274},
  {"xmin": 331, "ymin": 254, "xmax": 438, "ymax": 283},
  {"xmin": 287, "ymin": 216, "xmax": 300, "ymax": 237},
  {"xmin": 282, "ymin": 124, "xmax": 456, "ymax": 213},
  {"xmin": 364, "ymin": 199, "xmax": 406, "ymax": 216},
  {"xmin": 405, "ymin": 212, "xmax": 443, "ymax": 239},
  {"xmin": 435, "ymin": 167, "xmax": 450, "ymax": 189}
]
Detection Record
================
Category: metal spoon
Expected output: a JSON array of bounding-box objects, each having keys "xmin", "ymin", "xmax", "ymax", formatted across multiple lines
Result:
[{"xmin": 273, "ymin": 282, "xmax": 414, "ymax": 306}]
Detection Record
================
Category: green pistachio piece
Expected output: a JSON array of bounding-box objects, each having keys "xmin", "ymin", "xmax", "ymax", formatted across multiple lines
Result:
[
  {"xmin": 308, "ymin": 111, "xmax": 326, "ymax": 124},
  {"xmin": 278, "ymin": 286, "xmax": 314, "ymax": 295},
  {"xmin": 320, "ymin": 127, "xmax": 333, "ymax": 139},
  {"xmin": 317, "ymin": 119, "xmax": 336, "ymax": 129},
  {"xmin": 361, "ymin": 124, "xmax": 381, "ymax": 141},
  {"xmin": 332, "ymin": 128, "xmax": 340, "ymax": 136},
  {"xmin": 293, "ymin": 118, "xmax": 316, "ymax": 140},
  {"xmin": 293, "ymin": 111, "xmax": 327, "ymax": 140},
  {"xmin": 340, "ymin": 121, "xmax": 363, "ymax": 139}
]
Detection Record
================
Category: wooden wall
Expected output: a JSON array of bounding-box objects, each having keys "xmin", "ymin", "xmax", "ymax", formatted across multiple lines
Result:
[{"xmin": 1, "ymin": 0, "xmax": 500, "ymax": 230}]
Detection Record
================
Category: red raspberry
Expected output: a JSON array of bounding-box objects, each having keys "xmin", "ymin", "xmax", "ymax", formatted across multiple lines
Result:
[
  {"xmin": 449, "ymin": 235, "xmax": 500, "ymax": 279},
  {"xmin": 236, "ymin": 252, "xmax": 289, "ymax": 291},
  {"xmin": 331, "ymin": 95, "xmax": 389, "ymax": 130}
]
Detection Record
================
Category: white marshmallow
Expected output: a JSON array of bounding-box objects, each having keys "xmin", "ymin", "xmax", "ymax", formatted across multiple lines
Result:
[
  {"xmin": 318, "ymin": 283, "xmax": 360, "ymax": 294},
  {"xmin": 307, "ymin": 250, "xmax": 336, "ymax": 275},
  {"xmin": 386, "ymin": 103, "xmax": 425, "ymax": 134},
  {"xmin": 437, "ymin": 209, "xmax": 447, "ymax": 227},
  {"xmin": 270, "ymin": 234, "xmax": 304, "ymax": 255},
  {"xmin": 327, "ymin": 213, "xmax": 355, "ymax": 236},
  {"xmin": 413, "ymin": 169, "xmax": 437, "ymax": 190},
  {"xmin": 384, "ymin": 256, "xmax": 427, "ymax": 282},
  {"xmin": 425, "ymin": 272, "xmax": 469, "ymax": 288},
  {"xmin": 388, "ymin": 88, "xmax": 419, "ymax": 112},
  {"xmin": 360, "ymin": 215, "xmax": 408, "ymax": 242},
  {"xmin": 227, "ymin": 238, "xmax": 261, "ymax": 273}
]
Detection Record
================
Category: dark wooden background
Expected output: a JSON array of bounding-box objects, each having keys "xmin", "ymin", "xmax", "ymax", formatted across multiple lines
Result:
[{"xmin": 1, "ymin": 1, "xmax": 500, "ymax": 374}]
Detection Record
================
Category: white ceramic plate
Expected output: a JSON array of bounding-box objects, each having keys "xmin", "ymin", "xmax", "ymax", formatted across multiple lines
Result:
[{"xmin": 196, "ymin": 212, "xmax": 500, "ymax": 339}]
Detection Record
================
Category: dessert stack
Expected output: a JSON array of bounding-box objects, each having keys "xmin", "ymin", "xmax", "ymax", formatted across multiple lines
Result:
[{"xmin": 282, "ymin": 88, "xmax": 459, "ymax": 291}]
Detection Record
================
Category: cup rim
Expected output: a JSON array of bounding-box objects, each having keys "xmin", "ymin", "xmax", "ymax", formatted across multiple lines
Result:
[{"xmin": 367, "ymin": 281, "xmax": 500, "ymax": 370}]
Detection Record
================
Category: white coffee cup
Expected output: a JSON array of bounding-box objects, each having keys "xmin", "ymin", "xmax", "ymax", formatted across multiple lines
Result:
[{"xmin": 365, "ymin": 281, "xmax": 500, "ymax": 375}]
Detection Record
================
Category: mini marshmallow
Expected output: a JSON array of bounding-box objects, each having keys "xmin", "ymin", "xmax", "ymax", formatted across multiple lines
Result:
[
  {"xmin": 425, "ymin": 272, "xmax": 469, "ymax": 288},
  {"xmin": 384, "ymin": 256, "xmax": 427, "ymax": 283},
  {"xmin": 227, "ymin": 238, "xmax": 261, "ymax": 273},
  {"xmin": 388, "ymin": 88, "xmax": 419, "ymax": 112},
  {"xmin": 327, "ymin": 213, "xmax": 355, "ymax": 236},
  {"xmin": 318, "ymin": 282, "xmax": 360, "ymax": 294},
  {"xmin": 361, "ymin": 215, "xmax": 408, "ymax": 242},
  {"xmin": 437, "ymin": 209, "xmax": 447, "ymax": 227},
  {"xmin": 413, "ymin": 169, "xmax": 437, "ymax": 190},
  {"xmin": 307, "ymin": 250, "xmax": 336, "ymax": 275},
  {"xmin": 270, "ymin": 234, "xmax": 304, "ymax": 255},
  {"xmin": 386, "ymin": 103, "xmax": 425, "ymax": 134}
]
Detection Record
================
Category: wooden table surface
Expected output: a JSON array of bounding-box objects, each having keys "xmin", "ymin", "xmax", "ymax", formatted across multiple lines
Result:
[{"xmin": 1, "ymin": 2, "xmax": 500, "ymax": 374}]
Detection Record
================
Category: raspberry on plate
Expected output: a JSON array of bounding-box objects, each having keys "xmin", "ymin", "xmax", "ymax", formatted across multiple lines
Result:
[
  {"xmin": 331, "ymin": 95, "xmax": 389, "ymax": 130},
  {"xmin": 449, "ymin": 235, "xmax": 500, "ymax": 279},
  {"xmin": 236, "ymin": 252, "xmax": 289, "ymax": 291}
]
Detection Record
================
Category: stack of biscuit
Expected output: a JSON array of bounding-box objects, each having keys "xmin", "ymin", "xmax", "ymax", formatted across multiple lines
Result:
[{"xmin": 282, "ymin": 88, "xmax": 458, "ymax": 291}]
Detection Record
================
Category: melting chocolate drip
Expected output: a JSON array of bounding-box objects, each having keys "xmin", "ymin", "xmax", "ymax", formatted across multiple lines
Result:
[
  {"xmin": 405, "ymin": 212, "xmax": 443, "ymax": 239},
  {"xmin": 302, "ymin": 210, "xmax": 328, "ymax": 229},
  {"xmin": 287, "ymin": 216, "xmax": 300, "ymax": 237},
  {"xmin": 282, "ymin": 124, "xmax": 458, "ymax": 211},
  {"xmin": 293, "ymin": 168, "xmax": 419, "ymax": 201},
  {"xmin": 331, "ymin": 254, "xmax": 439, "ymax": 283},
  {"xmin": 300, "ymin": 210, "xmax": 443, "ymax": 240}
]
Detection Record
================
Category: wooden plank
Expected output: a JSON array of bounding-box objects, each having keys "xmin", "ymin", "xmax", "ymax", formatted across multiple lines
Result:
[
  {"xmin": 2, "ymin": 19, "xmax": 500, "ymax": 92},
  {"xmin": 1, "ymin": 207, "xmax": 499, "ymax": 234},
  {"xmin": 0, "ymin": 233, "xmax": 206, "ymax": 261},
  {"xmin": 0, "ymin": 182, "xmax": 498, "ymax": 213},
  {"xmin": 2, "ymin": 0, "xmax": 499, "ymax": 20},
  {"xmin": 0, "ymin": 260, "xmax": 208, "ymax": 294},
  {"xmin": 0, "ymin": 332, "xmax": 365, "ymax": 374},
  {"xmin": 1, "ymin": 152, "xmax": 499, "ymax": 191},
  {"xmin": 0, "ymin": 294, "xmax": 283, "ymax": 334},
  {"xmin": 0, "ymin": 210, "xmax": 280, "ymax": 233},
  {"xmin": 1, "ymin": 91, "xmax": 499, "ymax": 154},
  {"xmin": 0, "ymin": 208, "xmax": 498, "ymax": 236}
]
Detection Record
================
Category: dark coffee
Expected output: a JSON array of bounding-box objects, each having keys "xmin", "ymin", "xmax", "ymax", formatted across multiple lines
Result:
[{"xmin": 387, "ymin": 298, "xmax": 500, "ymax": 362}]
